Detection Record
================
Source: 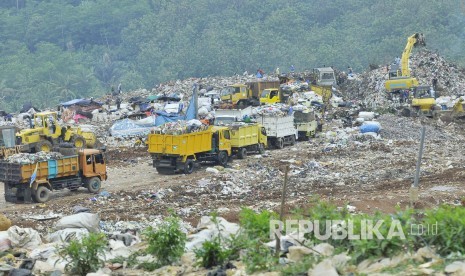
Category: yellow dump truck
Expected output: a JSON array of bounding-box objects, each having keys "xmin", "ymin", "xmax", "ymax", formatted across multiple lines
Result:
[
  {"xmin": 0, "ymin": 149, "xmax": 107, "ymax": 203},
  {"xmin": 148, "ymin": 126, "xmax": 232, "ymax": 174},
  {"xmin": 228, "ymin": 124, "xmax": 267, "ymax": 159},
  {"xmin": 220, "ymin": 81, "xmax": 280, "ymax": 108}
]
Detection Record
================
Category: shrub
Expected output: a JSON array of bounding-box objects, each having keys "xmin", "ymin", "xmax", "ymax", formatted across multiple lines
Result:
[
  {"xmin": 195, "ymin": 213, "xmax": 234, "ymax": 268},
  {"xmin": 57, "ymin": 232, "xmax": 108, "ymax": 276},
  {"xmin": 422, "ymin": 205, "xmax": 465, "ymax": 256},
  {"xmin": 243, "ymin": 239, "xmax": 276, "ymax": 274},
  {"xmin": 239, "ymin": 208, "xmax": 278, "ymax": 241},
  {"xmin": 195, "ymin": 238, "xmax": 230, "ymax": 268},
  {"xmin": 143, "ymin": 215, "xmax": 187, "ymax": 266}
]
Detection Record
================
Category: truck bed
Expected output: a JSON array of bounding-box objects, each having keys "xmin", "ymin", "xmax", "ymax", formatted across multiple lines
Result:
[
  {"xmin": 0, "ymin": 155, "xmax": 79, "ymax": 184},
  {"xmin": 148, "ymin": 129, "xmax": 214, "ymax": 156},
  {"xmin": 258, "ymin": 115, "xmax": 296, "ymax": 138},
  {"xmin": 229, "ymin": 124, "xmax": 259, "ymax": 148}
]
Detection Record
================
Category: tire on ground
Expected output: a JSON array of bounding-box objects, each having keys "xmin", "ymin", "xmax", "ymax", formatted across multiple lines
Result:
[
  {"xmin": 183, "ymin": 159, "xmax": 195, "ymax": 174},
  {"xmin": 33, "ymin": 186, "xmax": 50, "ymax": 203},
  {"xmin": 237, "ymin": 148, "xmax": 247, "ymax": 159},
  {"xmin": 217, "ymin": 151, "xmax": 228, "ymax": 167},
  {"xmin": 85, "ymin": 177, "xmax": 101, "ymax": 193}
]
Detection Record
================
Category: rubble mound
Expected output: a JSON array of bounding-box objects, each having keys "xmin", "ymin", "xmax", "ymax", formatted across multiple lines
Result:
[{"xmin": 340, "ymin": 50, "xmax": 465, "ymax": 108}]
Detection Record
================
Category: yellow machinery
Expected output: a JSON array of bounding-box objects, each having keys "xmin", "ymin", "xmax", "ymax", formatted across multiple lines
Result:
[
  {"xmin": 228, "ymin": 124, "xmax": 267, "ymax": 159},
  {"xmin": 259, "ymin": 88, "xmax": 295, "ymax": 105},
  {"xmin": 0, "ymin": 149, "xmax": 107, "ymax": 203},
  {"xmin": 148, "ymin": 126, "xmax": 232, "ymax": 174},
  {"xmin": 0, "ymin": 125, "xmax": 23, "ymax": 159},
  {"xmin": 385, "ymin": 33, "xmax": 425, "ymax": 93},
  {"xmin": 310, "ymin": 67, "xmax": 335, "ymax": 105},
  {"xmin": 400, "ymin": 86, "xmax": 436, "ymax": 117},
  {"xmin": 220, "ymin": 81, "xmax": 279, "ymax": 108},
  {"xmin": 16, "ymin": 111, "xmax": 96, "ymax": 153},
  {"xmin": 294, "ymin": 110, "xmax": 319, "ymax": 141}
]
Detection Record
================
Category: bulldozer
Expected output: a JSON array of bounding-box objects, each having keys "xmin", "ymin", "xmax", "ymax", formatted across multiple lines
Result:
[
  {"xmin": 399, "ymin": 86, "xmax": 436, "ymax": 117},
  {"xmin": 16, "ymin": 111, "xmax": 97, "ymax": 153}
]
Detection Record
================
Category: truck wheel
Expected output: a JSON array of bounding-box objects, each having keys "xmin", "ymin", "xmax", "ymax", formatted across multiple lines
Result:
[
  {"xmin": 237, "ymin": 148, "xmax": 247, "ymax": 159},
  {"xmin": 33, "ymin": 186, "xmax": 50, "ymax": 203},
  {"xmin": 35, "ymin": 140, "xmax": 52, "ymax": 152},
  {"xmin": 217, "ymin": 151, "xmax": 228, "ymax": 167},
  {"xmin": 258, "ymin": 144, "xmax": 265, "ymax": 154},
  {"xmin": 275, "ymin": 138, "xmax": 284, "ymax": 149},
  {"xmin": 290, "ymin": 136, "xmax": 296, "ymax": 146},
  {"xmin": 86, "ymin": 177, "xmax": 101, "ymax": 193},
  {"xmin": 183, "ymin": 159, "xmax": 195, "ymax": 174},
  {"xmin": 71, "ymin": 135, "xmax": 86, "ymax": 148}
]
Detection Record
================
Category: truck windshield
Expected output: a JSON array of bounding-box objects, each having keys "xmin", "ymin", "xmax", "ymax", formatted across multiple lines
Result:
[
  {"xmin": 294, "ymin": 111, "xmax": 315, "ymax": 123},
  {"xmin": 261, "ymin": 90, "xmax": 270, "ymax": 98},
  {"xmin": 0, "ymin": 128, "xmax": 15, "ymax": 147},
  {"xmin": 321, "ymin": 72, "xmax": 335, "ymax": 80},
  {"xmin": 220, "ymin": 87, "xmax": 233, "ymax": 97}
]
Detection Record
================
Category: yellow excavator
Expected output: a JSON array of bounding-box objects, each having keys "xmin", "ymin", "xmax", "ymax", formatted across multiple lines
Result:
[{"xmin": 385, "ymin": 33, "xmax": 426, "ymax": 94}]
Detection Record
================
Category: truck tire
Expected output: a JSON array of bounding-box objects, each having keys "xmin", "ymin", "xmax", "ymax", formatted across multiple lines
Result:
[
  {"xmin": 290, "ymin": 135, "xmax": 296, "ymax": 146},
  {"xmin": 183, "ymin": 159, "xmax": 195, "ymax": 174},
  {"xmin": 35, "ymin": 140, "xmax": 53, "ymax": 152},
  {"xmin": 71, "ymin": 135, "xmax": 86, "ymax": 148},
  {"xmin": 86, "ymin": 177, "xmax": 101, "ymax": 193},
  {"xmin": 275, "ymin": 138, "xmax": 284, "ymax": 149},
  {"xmin": 258, "ymin": 143, "xmax": 265, "ymax": 154},
  {"xmin": 217, "ymin": 151, "xmax": 228, "ymax": 167},
  {"xmin": 33, "ymin": 186, "xmax": 50, "ymax": 203},
  {"xmin": 237, "ymin": 148, "xmax": 247, "ymax": 159}
]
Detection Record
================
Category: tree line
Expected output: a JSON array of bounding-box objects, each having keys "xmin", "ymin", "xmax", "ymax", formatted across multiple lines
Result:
[{"xmin": 0, "ymin": 0, "xmax": 463, "ymax": 111}]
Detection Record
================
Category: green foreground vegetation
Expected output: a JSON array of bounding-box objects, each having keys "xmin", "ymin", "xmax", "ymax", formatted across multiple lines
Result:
[{"xmin": 58, "ymin": 201, "xmax": 465, "ymax": 275}]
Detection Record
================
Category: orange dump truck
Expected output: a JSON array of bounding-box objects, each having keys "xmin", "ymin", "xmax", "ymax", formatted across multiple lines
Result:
[{"xmin": 0, "ymin": 149, "xmax": 107, "ymax": 203}]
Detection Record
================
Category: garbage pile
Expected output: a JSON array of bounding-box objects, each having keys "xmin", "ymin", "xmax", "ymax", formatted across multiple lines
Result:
[
  {"xmin": 253, "ymin": 104, "xmax": 292, "ymax": 117},
  {"xmin": 340, "ymin": 50, "xmax": 465, "ymax": 108},
  {"xmin": 151, "ymin": 119, "xmax": 208, "ymax": 135},
  {"xmin": 5, "ymin": 152, "xmax": 64, "ymax": 164}
]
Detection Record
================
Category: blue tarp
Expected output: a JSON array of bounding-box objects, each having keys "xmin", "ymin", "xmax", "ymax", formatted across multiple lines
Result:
[
  {"xmin": 153, "ymin": 85, "xmax": 196, "ymax": 126},
  {"xmin": 61, "ymin": 98, "xmax": 103, "ymax": 107}
]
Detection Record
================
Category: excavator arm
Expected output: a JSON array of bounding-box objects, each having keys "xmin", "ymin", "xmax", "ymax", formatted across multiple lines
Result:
[{"xmin": 400, "ymin": 33, "xmax": 425, "ymax": 77}]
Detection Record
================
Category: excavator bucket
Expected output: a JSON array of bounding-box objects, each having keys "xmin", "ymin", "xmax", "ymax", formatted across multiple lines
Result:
[{"xmin": 414, "ymin": 33, "xmax": 426, "ymax": 47}]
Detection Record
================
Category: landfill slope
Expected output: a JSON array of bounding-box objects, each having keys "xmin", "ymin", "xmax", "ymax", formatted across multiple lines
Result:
[{"xmin": 340, "ymin": 50, "xmax": 465, "ymax": 108}]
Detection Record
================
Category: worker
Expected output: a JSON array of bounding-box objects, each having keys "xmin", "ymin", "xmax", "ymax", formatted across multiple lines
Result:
[
  {"xmin": 117, "ymin": 83, "xmax": 122, "ymax": 94},
  {"xmin": 348, "ymin": 66, "xmax": 353, "ymax": 75},
  {"xmin": 395, "ymin": 56, "xmax": 401, "ymax": 65},
  {"xmin": 430, "ymin": 87, "xmax": 435, "ymax": 98},
  {"xmin": 432, "ymin": 77, "xmax": 438, "ymax": 90},
  {"xmin": 290, "ymin": 65, "xmax": 295, "ymax": 73},
  {"xmin": 116, "ymin": 97, "xmax": 122, "ymax": 110},
  {"xmin": 275, "ymin": 67, "xmax": 280, "ymax": 75},
  {"xmin": 256, "ymin": 69, "xmax": 263, "ymax": 78}
]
